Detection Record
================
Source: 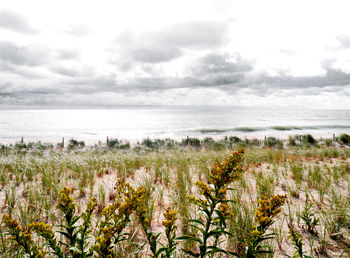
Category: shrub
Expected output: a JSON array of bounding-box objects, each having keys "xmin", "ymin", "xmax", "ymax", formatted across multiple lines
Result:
[
  {"xmin": 182, "ymin": 137, "xmax": 201, "ymax": 147},
  {"xmin": 229, "ymin": 136, "xmax": 242, "ymax": 143},
  {"xmin": 339, "ymin": 133, "xmax": 350, "ymax": 145},
  {"xmin": 67, "ymin": 139, "xmax": 85, "ymax": 149},
  {"xmin": 301, "ymin": 134, "xmax": 317, "ymax": 145},
  {"xmin": 142, "ymin": 138, "xmax": 158, "ymax": 148},
  {"xmin": 289, "ymin": 136, "xmax": 297, "ymax": 146},
  {"xmin": 107, "ymin": 138, "xmax": 119, "ymax": 148},
  {"xmin": 264, "ymin": 137, "xmax": 283, "ymax": 149}
]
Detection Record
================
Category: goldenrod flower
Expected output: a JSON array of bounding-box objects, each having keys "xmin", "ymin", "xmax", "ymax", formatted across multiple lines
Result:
[{"xmin": 56, "ymin": 187, "xmax": 76, "ymax": 216}]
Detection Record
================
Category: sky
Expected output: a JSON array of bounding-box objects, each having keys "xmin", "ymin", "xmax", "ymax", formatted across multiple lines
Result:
[{"xmin": 1, "ymin": 0, "xmax": 350, "ymax": 108}]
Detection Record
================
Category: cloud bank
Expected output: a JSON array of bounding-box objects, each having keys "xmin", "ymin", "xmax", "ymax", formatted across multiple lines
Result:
[{"xmin": 0, "ymin": 0, "xmax": 350, "ymax": 108}]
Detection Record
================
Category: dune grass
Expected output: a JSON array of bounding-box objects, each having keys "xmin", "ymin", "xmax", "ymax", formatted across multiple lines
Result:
[{"xmin": 0, "ymin": 135, "xmax": 349, "ymax": 257}]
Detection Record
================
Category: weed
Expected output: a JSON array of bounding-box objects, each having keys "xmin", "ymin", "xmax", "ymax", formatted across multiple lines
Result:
[
  {"xmin": 298, "ymin": 199, "xmax": 319, "ymax": 235},
  {"xmin": 243, "ymin": 194, "xmax": 287, "ymax": 257},
  {"xmin": 178, "ymin": 150, "xmax": 245, "ymax": 257}
]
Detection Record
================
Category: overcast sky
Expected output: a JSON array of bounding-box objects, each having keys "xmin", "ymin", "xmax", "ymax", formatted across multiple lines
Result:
[{"xmin": 1, "ymin": 0, "xmax": 350, "ymax": 108}]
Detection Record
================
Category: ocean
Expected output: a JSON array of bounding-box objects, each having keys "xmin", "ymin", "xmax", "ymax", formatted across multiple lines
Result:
[{"xmin": 1, "ymin": 107, "xmax": 350, "ymax": 144}]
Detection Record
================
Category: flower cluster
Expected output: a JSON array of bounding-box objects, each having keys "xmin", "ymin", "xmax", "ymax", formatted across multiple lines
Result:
[
  {"xmin": 94, "ymin": 228, "xmax": 114, "ymax": 257},
  {"xmin": 94, "ymin": 179, "xmax": 149, "ymax": 257},
  {"xmin": 189, "ymin": 150, "xmax": 245, "ymax": 206},
  {"xmin": 195, "ymin": 181, "xmax": 214, "ymax": 200},
  {"xmin": 162, "ymin": 208, "xmax": 178, "ymax": 256},
  {"xmin": 2, "ymin": 215, "xmax": 45, "ymax": 257},
  {"xmin": 28, "ymin": 221, "xmax": 63, "ymax": 257},
  {"xmin": 187, "ymin": 195, "xmax": 207, "ymax": 207},
  {"xmin": 255, "ymin": 194, "xmax": 287, "ymax": 230},
  {"xmin": 86, "ymin": 197, "xmax": 98, "ymax": 213},
  {"xmin": 114, "ymin": 179, "xmax": 148, "ymax": 222},
  {"xmin": 181, "ymin": 151, "xmax": 245, "ymax": 257},
  {"xmin": 208, "ymin": 149, "xmax": 245, "ymax": 190},
  {"xmin": 162, "ymin": 208, "xmax": 178, "ymax": 229},
  {"xmin": 244, "ymin": 194, "xmax": 287, "ymax": 256},
  {"xmin": 217, "ymin": 202, "xmax": 233, "ymax": 217},
  {"xmin": 56, "ymin": 187, "xmax": 76, "ymax": 218},
  {"xmin": 28, "ymin": 222, "xmax": 55, "ymax": 240}
]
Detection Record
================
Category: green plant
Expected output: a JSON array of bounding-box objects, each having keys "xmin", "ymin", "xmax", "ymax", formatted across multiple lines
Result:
[
  {"xmin": 107, "ymin": 138, "xmax": 119, "ymax": 148},
  {"xmin": 28, "ymin": 222, "xmax": 63, "ymax": 257},
  {"xmin": 178, "ymin": 149, "xmax": 245, "ymax": 257},
  {"xmin": 289, "ymin": 162, "xmax": 304, "ymax": 186},
  {"xmin": 264, "ymin": 137, "xmax": 283, "ymax": 149},
  {"xmin": 3, "ymin": 187, "xmax": 98, "ymax": 258},
  {"xmin": 182, "ymin": 137, "xmax": 201, "ymax": 147},
  {"xmin": 2, "ymin": 215, "xmax": 45, "ymax": 257},
  {"xmin": 273, "ymin": 215, "xmax": 285, "ymax": 251},
  {"xmin": 93, "ymin": 179, "xmax": 145, "ymax": 257},
  {"xmin": 255, "ymin": 171, "xmax": 275, "ymax": 198},
  {"xmin": 298, "ymin": 200, "xmax": 319, "ymax": 235},
  {"xmin": 301, "ymin": 134, "xmax": 317, "ymax": 146},
  {"xmin": 161, "ymin": 208, "xmax": 178, "ymax": 257},
  {"xmin": 338, "ymin": 134, "xmax": 350, "ymax": 145},
  {"xmin": 289, "ymin": 136, "xmax": 297, "ymax": 146},
  {"xmin": 287, "ymin": 222, "xmax": 310, "ymax": 258},
  {"xmin": 243, "ymin": 194, "xmax": 287, "ymax": 257},
  {"xmin": 55, "ymin": 187, "xmax": 97, "ymax": 257},
  {"xmin": 67, "ymin": 139, "xmax": 85, "ymax": 149}
]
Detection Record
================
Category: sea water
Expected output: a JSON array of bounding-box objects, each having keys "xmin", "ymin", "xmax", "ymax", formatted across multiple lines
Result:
[{"xmin": 0, "ymin": 106, "xmax": 350, "ymax": 144}]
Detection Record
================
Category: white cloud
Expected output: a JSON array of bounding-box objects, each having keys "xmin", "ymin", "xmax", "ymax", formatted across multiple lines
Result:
[
  {"xmin": 1, "ymin": 0, "xmax": 350, "ymax": 108},
  {"xmin": 0, "ymin": 9, "xmax": 37, "ymax": 34}
]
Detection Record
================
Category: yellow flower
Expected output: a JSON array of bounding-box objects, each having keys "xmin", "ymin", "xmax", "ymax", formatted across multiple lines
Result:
[
  {"xmin": 56, "ymin": 187, "xmax": 76, "ymax": 215},
  {"xmin": 255, "ymin": 195, "xmax": 287, "ymax": 229},
  {"xmin": 188, "ymin": 195, "xmax": 207, "ymax": 206},
  {"xmin": 162, "ymin": 208, "xmax": 178, "ymax": 229},
  {"xmin": 102, "ymin": 202, "xmax": 120, "ymax": 217},
  {"xmin": 195, "ymin": 181, "xmax": 213, "ymax": 197},
  {"xmin": 208, "ymin": 149, "xmax": 244, "ymax": 189},
  {"xmin": 217, "ymin": 202, "xmax": 233, "ymax": 217},
  {"xmin": 3, "ymin": 215, "xmax": 44, "ymax": 257},
  {"xmin": 28, "ymin": 222, "xmax": 55, "ymax": 240}
]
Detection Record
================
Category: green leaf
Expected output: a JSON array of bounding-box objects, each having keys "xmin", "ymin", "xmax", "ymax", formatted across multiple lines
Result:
[
  {"xmin": 72, "ymin": 216, "xmax": 80, "ymax": 225},
  {"xmin": 214, "ymin": 209, "xmax": 227, "ymax": 228},
  {"xmin": 69, "ymin": 246, "xmax": 82, "ymax": 254},
  {"xmin": 176, "ymin": 235, "xmax": 203, "ymax": 244},
  {"xmin": 155, "ymin": 247, "xmax": 168, "ymax": 257},
  {"xmin": 206, "ymin": 230, "xmax": 221, "ymax": 239},
  {"xmin": 57, "ymin": 231, "xmax": 71, "ymax": 239},
  {"xmin": 188, "ymin": 219, "xmax": 205, "ymax": 226},
  {"xmin": 167, "ymin": 246, "xmax": 176, "ymax": 255},
  {"xmin": 203, "ymin": 209, "xmax": 211, "ymax": 220},
  {"xmin": 187, "ymin": 223, "xmax": 205, "ymax": 235},
  {"xmin": 255, "ymin": 250, "xmax": 273, "ymax": 254},
  {"xmin": 206, "ymin": 246, "xmax": 239, "ymax": 257}
]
